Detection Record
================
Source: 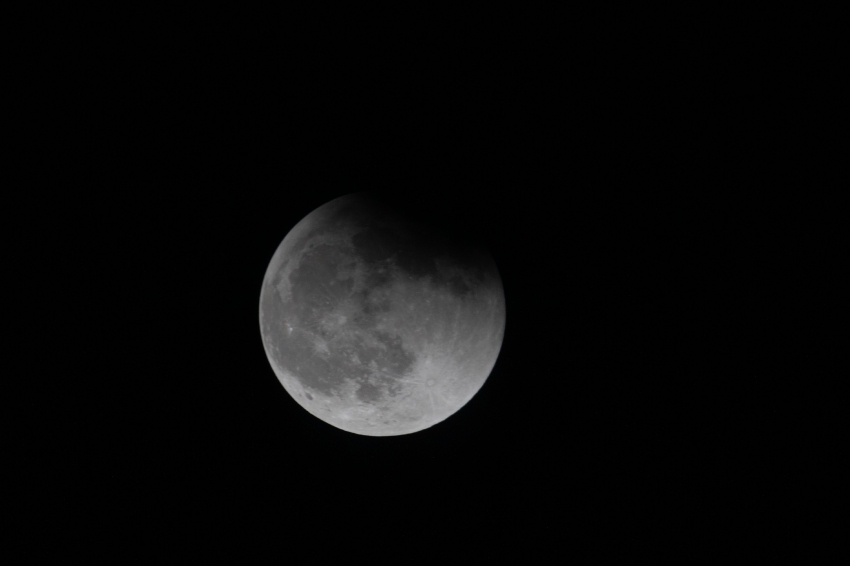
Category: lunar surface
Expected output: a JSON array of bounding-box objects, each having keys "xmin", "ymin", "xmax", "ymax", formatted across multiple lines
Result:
[{"xmin": 259, "ymin": 193, "xmax": 506, "ymax": 436}]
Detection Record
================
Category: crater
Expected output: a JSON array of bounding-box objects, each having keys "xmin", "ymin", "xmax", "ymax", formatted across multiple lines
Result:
[
  {"xmin": 447, "ymin": 274, "xmax": 472, "ymax": 296},
  {"xmin": 356, "ymin": 382, "xmax": 382, "ymax": 402},
  {"xmin": 352, "ymin": 227, "xmax": 401, "ymax": 264}
]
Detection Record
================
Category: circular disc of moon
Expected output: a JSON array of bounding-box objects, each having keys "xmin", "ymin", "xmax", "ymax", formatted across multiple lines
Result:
[{"xmin": 259, "ymin": 193, "xmax": 506, "ymax": 436}]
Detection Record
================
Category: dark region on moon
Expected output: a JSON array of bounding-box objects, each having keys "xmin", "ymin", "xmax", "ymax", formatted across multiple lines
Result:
[
  {"xmin": 349, "ymin": 224, "xmax": 492, "ymax": 300},
  {"xmin": 333, "ymin": 194, "xmax": 494, "ymax": 292}
]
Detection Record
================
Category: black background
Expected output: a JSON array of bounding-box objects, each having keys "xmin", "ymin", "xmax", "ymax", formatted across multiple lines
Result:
[{"xmin": 16, "ymin": 7, "xmax": 809, "ymax": 560}]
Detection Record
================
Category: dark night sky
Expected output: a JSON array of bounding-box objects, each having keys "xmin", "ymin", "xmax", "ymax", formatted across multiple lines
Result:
[{"xmin": 16, "ymin": 7, "xmax": 804, "ymax": 560}]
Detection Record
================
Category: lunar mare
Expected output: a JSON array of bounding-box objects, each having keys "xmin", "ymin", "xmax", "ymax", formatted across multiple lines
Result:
[{"xmin": 259, "ymin": 194, "xmax": 505, "ymax": 436}]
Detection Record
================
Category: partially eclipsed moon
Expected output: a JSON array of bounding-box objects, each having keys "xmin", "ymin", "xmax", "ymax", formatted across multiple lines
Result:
[{"xmin": 258, "ymin": 193, "xmax": 506, "ymax": 436}]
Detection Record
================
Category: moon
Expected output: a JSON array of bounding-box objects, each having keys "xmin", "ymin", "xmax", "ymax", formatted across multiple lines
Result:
[{"xmin": 258, "ymin": 193, "xmax": 506, "ymax": 436}]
